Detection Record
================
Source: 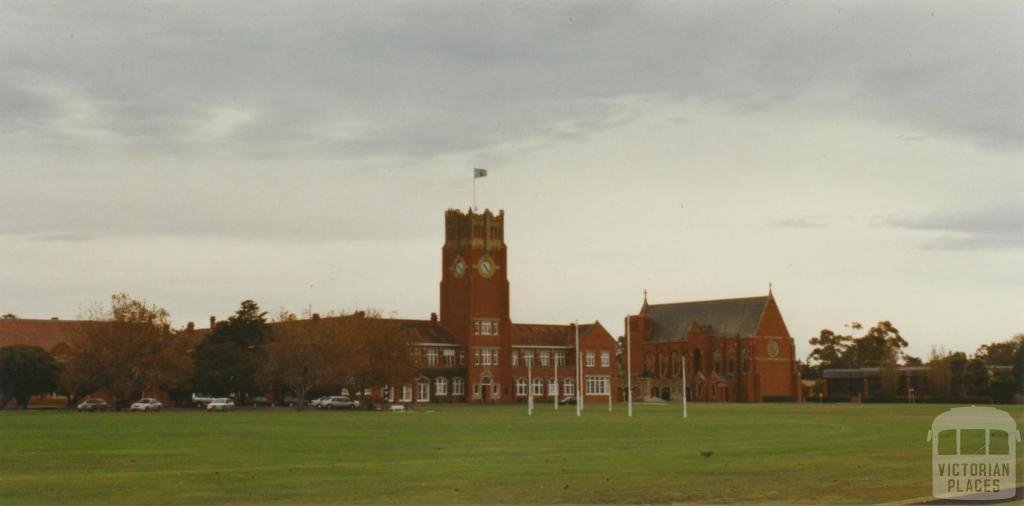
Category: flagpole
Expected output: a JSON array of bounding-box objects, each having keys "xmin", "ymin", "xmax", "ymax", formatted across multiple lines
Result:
[
  {"xmin": 626, "ymin": 315, "xmax": 632, "ymax": 417},
  {"xmin": 682, "ymin": 353, "xmax": 688, "ymax": 419},
  {"xmin": 575, "ymin": 322, "xmax": 581, "ymax": 417},
  {"xmin": 528, "ymin": 358, "xmax": 533, "ymax": 416},
  {"xmin": 554, "ymin": 353, "xmax": 559, "ymax": 411}
]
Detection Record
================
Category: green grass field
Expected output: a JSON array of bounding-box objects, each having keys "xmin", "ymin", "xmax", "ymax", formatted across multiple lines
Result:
[{"xmin": 1, "ymin": 402, "xmax": 1021, "ymax": 505}]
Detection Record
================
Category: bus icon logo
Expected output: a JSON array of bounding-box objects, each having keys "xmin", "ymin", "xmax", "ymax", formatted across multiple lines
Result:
[{"xmin": 928, "ymin": 406, "xmax": 1020, "ymax": 501}]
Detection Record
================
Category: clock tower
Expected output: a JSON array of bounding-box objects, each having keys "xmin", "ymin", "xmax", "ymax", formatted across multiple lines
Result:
[{"xmin": 440, "ymin": 208, "xmax": 511, "ymax": 402}]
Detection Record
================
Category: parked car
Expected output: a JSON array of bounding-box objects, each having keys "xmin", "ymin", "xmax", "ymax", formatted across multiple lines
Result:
[
  {"xmin": 77, "ymin": 399, "xmax": 108, "ymax": 412},
  {"xmin": 280, "ymin": 396, "xmax": 300, "ymax": 407},
  {"xmin": 191, "ymin": 393, "xmax": 215, "ymax": 408},
  {"xmin": 130, "ymin": 398, "xmax": 163, "ymax": 411},
  {"xmin": 321, "ymin": 396, "xmax": 356, "ymax": 409},
  {"xmin": 558, "ymin": 396, "xmax": 577, "ymax": 405},
  {"xmin": 206, "ymin": 398, "xmax": 234, "ymax": 412},
  {"xmin": 309, "ymin": 396, "xmax": 330, "ymax": 408},
  {"xmin": 249, "ymin": 396, "xmax": 274, "ymax": 407}
]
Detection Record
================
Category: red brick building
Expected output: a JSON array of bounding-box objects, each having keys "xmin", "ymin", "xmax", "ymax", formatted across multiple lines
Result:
[{"xmin": 624, "ymin": 290, "xmax": 801, "ymax": 402}]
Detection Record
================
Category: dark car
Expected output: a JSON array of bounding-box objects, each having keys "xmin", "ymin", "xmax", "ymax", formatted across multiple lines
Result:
[
  {"xmin": 249, "ymin": 396, "xmax": 274, "ymax": 407},
  {"xmin": 77, "ymin": 399, "xmax": 109, "ymax": 412},
  {"xmin": 280, "ymin": 396, "xmax": 300, "ymax": 407}
]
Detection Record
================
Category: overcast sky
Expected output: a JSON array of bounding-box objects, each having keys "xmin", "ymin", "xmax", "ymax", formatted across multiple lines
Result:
[{"xmin": 2, "ymin": 1, "xmax": 1022, "ymax": 360}]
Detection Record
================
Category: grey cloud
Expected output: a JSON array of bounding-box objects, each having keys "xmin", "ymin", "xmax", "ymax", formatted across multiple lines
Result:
[
  {"xmin": 878, "ymin": 201, "xmax": 1024, "ymax": 249},
  {"xmin": 1, "ymin": 1, "xmax": 1021, "ymax": 162}
]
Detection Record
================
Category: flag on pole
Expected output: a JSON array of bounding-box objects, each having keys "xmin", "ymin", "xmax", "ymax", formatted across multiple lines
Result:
[{"xmin": 474, "ymin": 168, "xmax": 488, "ymax": 178}]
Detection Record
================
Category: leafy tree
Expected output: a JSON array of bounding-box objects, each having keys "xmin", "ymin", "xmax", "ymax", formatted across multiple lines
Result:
[
  {"xmin": 1, "ymin": 313, "xmax": 17, "ymax": 319},
  {"xmin": 1014, "ymin": 342, "xmax": 1024, "ymax": 393},
  {"xmin": 807, "ymin": 329, "xmax": 853, "ymax": 372},
  {"xmin": 64, "ymin": 294, "xmax": 192, "ymax": 409},
  {"xmin": 0, "ymin": 345, "xmax": 60, "ymax": 409},
  {"xmin": 963, "ymin": 358, "xmax": 990, "ymax": 397},
  {"xmin": 927, "ymin": 347, "xmax": 952, "ymax": 398},
  {"xmin": 948, "ymin": 352, "xmax": 968, "ymax": 398},
  {"xmin": 849, "ymin": 321, "xmax": 908, "ymax": 367},
  {"xmin": 262, "ymin": 318, "xmax": 334, "ymax": 411},
  {"xmin": 974, "ymin": 334, "xmax": 1024, "ymax": 366},
  {"xmin": 193, "ymin": 300, "xmax": 270, "ymax": 402}
]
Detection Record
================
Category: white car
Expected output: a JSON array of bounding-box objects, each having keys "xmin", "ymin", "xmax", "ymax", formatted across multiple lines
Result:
[
  {"xmin": 130, "ymin": 398, "xmax": 163, "ymax": 411},
  {"xmin": 206, "ymin": 398, "xmax": 234, "ymax": 412}
]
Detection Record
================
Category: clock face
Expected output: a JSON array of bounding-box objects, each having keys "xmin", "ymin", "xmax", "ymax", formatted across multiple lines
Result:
[
  {"xmin": 477, "ymin": 257, "xmax": 495, "ymax": 278},
  {"xmin": 767, "ymin": 340, "xmax": 780, "ymax": 358},
  {"xmin": 452, "ymin": 258, "xmax": 466, "ymax": 278}
]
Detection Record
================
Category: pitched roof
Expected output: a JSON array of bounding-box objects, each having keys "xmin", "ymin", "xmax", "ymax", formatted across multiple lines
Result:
[
  {"xmin": 270, "ymin": 315, "xmax": 459, "ymax": 345},
  {"xmin": 0, "ymin": 319, "xmax": 86, "ymax": 352},
  {"xmin": 510, "ymin": 323, "xmax": 593, "ymax": 347},
  {"xmin": 641, "ymin": 296, "xmax": 768, "ymax": 341}
]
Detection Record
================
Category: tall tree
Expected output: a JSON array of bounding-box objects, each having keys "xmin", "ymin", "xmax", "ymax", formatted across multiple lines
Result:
[
  {"xmin": 849, "ymin": 321, "xmax": 908, "ymax": 367},
  {"xmin": 0, "ymin": 345, "xmax": 60, "ymax": 409},
  {"xmin": 948, "ymin": 351, "xmax": 968, "ymax": 398},
  {"xmin": 193, "ymin": 300, "xmax": 270, "ymax": 402},
  {"xmin": 963, "ymin": 358, "xmax": 991, "ymax": 397},
  {"xmin": 64, "ymin": 294, "xmax": 192, "ymax": 409},
  {"xmin": 974, "ymin": 334, "xmax": 1024, "ymax": 366},
  {"xmin": 262, "ymin": 318, "xmax": 332, "ymax": 410},
  {"xmin": 807, "ymin": 329, "xmax": 853, "ymax": 371},
  {"xmin": 927, "ymin": 347, "xmax": 952, "ymax": 398}
]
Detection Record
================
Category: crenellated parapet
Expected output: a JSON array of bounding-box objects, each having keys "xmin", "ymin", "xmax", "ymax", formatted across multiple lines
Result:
[{"xmin": 444, "ymin": 208, "xmax": 505, "ymax": 251}]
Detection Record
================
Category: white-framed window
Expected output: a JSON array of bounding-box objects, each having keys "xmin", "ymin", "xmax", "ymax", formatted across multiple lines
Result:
[
  {"xmin": 585, "ymin": 351, "xmax": 595, "ymax": 367},
  {"xmin": 473, "ymin": 384, "xmax": 482, "ymax": 398},
  {"xmin": 555, "ymin": 351, "xmax": 566, "ymax": 366},
  {"xmin": 548, "ymin": 377, "xmax": 558, "ymax": 396},
  {"xmin": 473, "ymin": 319, "xmax": 500, "ymax": 336},
  {"xmin": 586, "ymin": 375, "xmax": 610, "ymax": 395},
  {"xmin": 532, "ymin": 377, "xmax": 544, "ymax": 395},
  {"xmin": 382, "ymin": 385, "xmax": 393, "ymax": 402},
  {"xmin": 524, "ymin": 350, "xmax": 534, "ymax": 366},
  {"xmin": 482, "ymin": 349, "xmax": 492, "ymax": 366},
  {"xmin": 459, "ymin": 351, "xmax": 465, "ymax": 366},
  {"xmin": 363, "ymin": 387, "xmax": 373, "ymax": 396},
  {"xmin": 426, "ymin": 348, "xmax": 438, "ymax": 366},
  {"xmin": 435, "ymin": 377, "xmax": 448, "ymax": 395},
  {"xmin": 401, "ymin": 384, "xmax": 412, "ymax": 402},
  {"xmin": 473, "ymin": 349, "xmax": 481, "ymax": 365},
  {"xmin": 539, "ymin": 351, "xmax": 550, "ymax": 367},
  {"xmin": 493, "ymin": 349, "xmax": 499, "ymax": 366},
  {"xmin": 443, "ymin": 349, "xmax": 455, "ymax": 366},
  {"xmin": 452, "ymin": 377, "xmax": 465, "ymax": 395},
  {"xmin": 492, "ymin": 384, "xmax": 500, "ymax": 399},
  {"xmin": 564, "ymin": 378, "xmax": 575, "ymax": 396},
  {"xmin": 511, "ymin": 350, "xmax": 519, "ymax": 367},
  {"xmin": 417, "ymin": 378, "xmax": 430, "ymax": 402},
  {"xmin": 516, "ymin": 378, "xmax": 528, "ymax": 396},
  {"xmin": 600, "ymin": 351, "xmax": 610, "ymax": 368}
]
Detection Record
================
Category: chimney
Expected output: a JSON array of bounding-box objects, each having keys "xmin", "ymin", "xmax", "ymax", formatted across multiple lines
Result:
[
  {"xmin": 312, "ymin": 313, "xmax": 320, "ymax": 321},
  {"xmin": 209, "ymin": 316, "xmax": 216, "ymax": 328},
  {"xmin": 430, "ymin": 312, "xmax": 438, "ymax": 322},
  {"xmin": 186, "ymin": 321, "xmax": 195, "ymax": 331}
]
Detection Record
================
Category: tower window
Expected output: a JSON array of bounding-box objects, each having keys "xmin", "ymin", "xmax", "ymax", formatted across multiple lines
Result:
[{"xmin": 473, "ymin": 319, "xmax": 499, "ymax": 336}]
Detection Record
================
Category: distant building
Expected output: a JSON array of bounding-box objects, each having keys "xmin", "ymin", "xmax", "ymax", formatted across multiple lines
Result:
[{"xmin": 623, "ymin": 291, "xmax": 802, "ymax": 402}]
